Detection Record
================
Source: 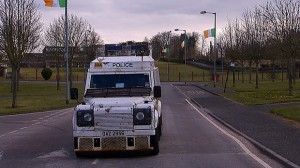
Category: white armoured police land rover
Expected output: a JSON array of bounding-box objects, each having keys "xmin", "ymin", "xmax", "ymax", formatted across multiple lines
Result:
[{"xmin": 71, "ymin": 55, "xmax": 162, "ymax": 156}]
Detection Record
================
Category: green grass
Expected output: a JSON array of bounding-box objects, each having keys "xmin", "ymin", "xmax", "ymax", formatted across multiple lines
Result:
[
  {"xmin": 0, "ymin": 82, "xmax": 84, "ymax": 115},
  {"xmin": 3, "ymin": 67, "xmax": 87, "ymax": 82},
  {"xmin": 270, "ymin": 106, "xmax": 300, "ymax": 123},
  {"xmin": 222, "ymin": 80, "xmax": 300, "ymax": 105},
  {"xmin": 222, "ymin": 80, "xmax": 300, "ymax": 123},
  {"xmin": 155, "ymin": 61, "xmax": 211, "ymax": 82},
  {"xmin": 1, "ymin": 63, "xmax": 300, "ymax": 123}
]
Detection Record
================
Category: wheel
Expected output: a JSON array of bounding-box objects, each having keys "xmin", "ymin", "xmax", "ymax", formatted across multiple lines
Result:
[
  {"xmin": 158, "ymin": 115, "xmax": 163, "ymax": 137},
  {"xmin": 150, "ymin": 130, "xmax": 160, "ymax": 155},
  {"xmin": 75, "ymin": 151, "xmax": 84, "ymax": 157}
]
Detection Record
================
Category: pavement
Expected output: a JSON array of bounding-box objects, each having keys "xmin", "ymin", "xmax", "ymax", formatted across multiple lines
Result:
[{"xmin": 192, "ymin": 83, "xmax": 300, "ymax": 168}]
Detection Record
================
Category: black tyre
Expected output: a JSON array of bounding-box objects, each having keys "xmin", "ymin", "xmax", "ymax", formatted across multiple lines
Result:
[
  {"xmin": 75, "ymin": 151, "xmax": 84, "ymax": 157},
  {"xmin": 158, "ymin": 115, "xmax": 163, "ymax": 137},
  {"xmin": 150, "ymin": 131, "xmax": 159, "ymax": 155}
]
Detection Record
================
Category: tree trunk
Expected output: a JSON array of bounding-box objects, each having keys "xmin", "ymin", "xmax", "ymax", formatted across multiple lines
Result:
[
  {"xmin": 11, "ymin": 66, "xmax": 18, "ymax": 108},
  {"xmin": 255, "ymin": 61, "xmax": 259, "ymax": 89},
  {"xmin": 241, "ymin": 62, "xmax": 244, "ymax": 83},
  {"xmin": 69, "ymin": 65, "xmax": 73, "ymax": 89},
  {"xmin": 272, "ymin": 60, "xmax": 275, "ymax": 82},
  {"xmin": 56, "ymin": 66, "xmax": 60, "ymax": 90},
  {"xmin": 232, "ymin": 67, "xmax": 235, "ymax": 87},
  {"xmin": 249, "ymin": 66, "xmax": 252, "ymax": 84},
  {"xmin": 17, "ymin": 67, "xmax": 20, "ymax": 91},
  {"xmin": 292, "ymin": 57, "xmax": 296, "ymax": 85},
  {"xmin": 35, "ymin": 68, "xmax": 38, "ymax": 80},
  {"xmin": 288, "ymin": 57, "xmax": 293, "ymax": 95},
  {"xmin": 56, "ymin": 55, "xmax": 60, "ymax": 91}
]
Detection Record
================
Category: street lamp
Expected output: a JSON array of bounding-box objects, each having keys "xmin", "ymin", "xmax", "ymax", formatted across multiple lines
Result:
[
  {"xmin": 65, "ymin": 0, "xmax": 69, "ymax": 104},
  {"xmin": 167, "ymin": 31, "xmax": 171, "ymax": 82},
  {"xmin": 201, "ymin": 10, "xmax": 217, "ymax": 88},
  {"xmin": 174, "ymin": 29, "xmax": 187, "ymax": 84}
]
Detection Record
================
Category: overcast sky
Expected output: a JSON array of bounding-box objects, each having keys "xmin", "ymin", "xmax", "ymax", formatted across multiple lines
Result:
[{"xmin": 38, "ymin": 0, "xmax": 269, "ymax": 44}]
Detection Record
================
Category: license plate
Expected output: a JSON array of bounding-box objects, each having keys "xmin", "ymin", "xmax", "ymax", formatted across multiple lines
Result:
[{"xmin": 102, "ymin": 131, "xmax": 125, "ymax": 137}]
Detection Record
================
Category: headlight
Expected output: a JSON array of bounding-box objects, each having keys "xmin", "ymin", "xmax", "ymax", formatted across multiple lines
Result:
[
  {"xmin": 136, "ymin": 112, "xmax": 145, "ymax": 121},
  {"xmin": 77, "ymin": 110, "xmax": 94, "ymax": 127},
  {"xmin": 84, "ymin": 113, "xmax": 93, "ymax": 122},
  {"xmin": 133, "ymin": 107, "xmax": 152, "ymax": 125}
]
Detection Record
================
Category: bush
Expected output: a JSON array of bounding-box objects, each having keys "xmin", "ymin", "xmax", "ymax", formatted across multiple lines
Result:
[{"xmin": 41, "ymin": 68, "xmax": 52, "ymax": 80}]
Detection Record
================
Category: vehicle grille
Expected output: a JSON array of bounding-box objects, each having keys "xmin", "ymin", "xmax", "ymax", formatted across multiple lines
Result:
[
  {"xmin": 94, "ymin": 113, "xmax": 133, "ymax": 130},
  {"xmin": 101, "ymin": 137, "xmax": 127, "ymax": 150},
  {"xmin": 135, "ymin": 136, "xmax": 149, "ymax": 148},
  {"xmin": 77, "ymin": 137, "xmax": 150, "ymax": 151},
  {"xmin": 79, "ymin": 138, "xmax": 93, "ymax": 150}
]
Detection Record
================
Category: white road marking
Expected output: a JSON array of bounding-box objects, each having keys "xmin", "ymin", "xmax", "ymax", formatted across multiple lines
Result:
[
  {"xmin": 37, "ymin": 148, "xmax": 69, "ymax": 159},
  {"xmin": 92, "ymin": 159, "xmax": 99, "ymax": 165},
  {"xmin": 0, "ymin": 151, "xmax": 3, "ymax": 160},
  {"xmin": 0, "ymin": 110, "xmax": 71, "ymax": 139},
  {"xmin": 0, "ymin": 108, "xmax": 73, "ymax": 118},
  {"xmin": 9, "ymin": 130, "xmax": 18, "ymax": 134},
  {"xmin": 19, "ymin": 126, "xmax": 27, "ymax": 130},
  {"xmin": 32, "ymin": 121, "xmax": 41, "ymax": 125},
  {"xmin": 185, "ymin": 99, "xmax": 271, "ymax": 168},
  {"xmin": 173, "ymin": 84, "xmax": 271, "ymax": 167}
]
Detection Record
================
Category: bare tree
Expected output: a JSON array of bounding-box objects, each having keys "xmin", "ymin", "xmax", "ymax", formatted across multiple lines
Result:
[
  {"xmin": 198, "ymin": 34, "xmax": 207, "ymax": 57},
  {"xmin": 242, "ymin": 7, "xmax": 267, "ymax": 89},
  {"xmin": 223, "ymin": 20, "xmax": 236, "ymax": 87},
  {"xmin": 261, "ymin": 0, "xmax": 300, "ymax": 95},
  {"xmin": 241, "ymin": 9, "xmax": 254, "ymax": 84},
  {"xmin": 150, "ymin": 31, "xmax": 170, "ymax": 60},
  {"xmin": 217, "ymin": 35, "xmax": 226, "ymax": 84},
  {"xmin": 83, "ymin": 27, "xmax": 104, "ymax": 64},
  {"xmin": 0, "ymin": 0, "xmax": 42, "ymax": 108},
  {"xmin": 187, "ymin": 32, "xmax": 200, "ymax": 60},
  {"xmin": 45, "ymin": 14, "xmax": 90, "ymax": 88},
  {"xmin": 43, "ymin": 23, "xmax": 63, "ymax": 90}
]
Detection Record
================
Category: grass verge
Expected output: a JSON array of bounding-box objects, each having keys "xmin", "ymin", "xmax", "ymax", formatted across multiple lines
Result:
[
  {"xmin": 0, "ymin": 82, "xmax": 84, "ymax": 116},
  {"xmin": 222, "ymin": 80, "xmax": 300, "ymax": 105},
  {"xmin": 1, "ymin": 63, "xmax": 300, "ymax": 123},
  {"xmin": 270, "ymin": 106, "xmax": 300, "ymax": 123},
  {"xmin": 222, "ymin": 80, "xmax": 300, "ymax": 123}
]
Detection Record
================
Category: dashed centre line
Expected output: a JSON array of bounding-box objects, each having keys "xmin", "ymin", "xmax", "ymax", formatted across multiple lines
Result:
[
  {"xmin": 0, "ymin": 110, "xmax": 70, "ymax": 139},
  {"xmin": 186, "ymin": 90, "xmax": 204, "ymax": 94},
  {"xmin": 0, "ymin": 151, "xmax": 4, "ymax": 160},
  {"xmin": 92, "ymin": 159, "xmax": 99, "ymax": 165}
]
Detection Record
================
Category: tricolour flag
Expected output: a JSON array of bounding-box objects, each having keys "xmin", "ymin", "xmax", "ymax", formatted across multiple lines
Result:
[
  {"xmin": 181, "ymin": 40, "xmax": 185, "ymax": 48},
  {"xmin": 44, "ymin": 0, "xmax": 66, "ymax": 7},
  {"xmin": 203, "ymin": 28, "xmax": 216, "ymax": 38},
  {"xmin": 162, "ymin": 47, "xmax": 170, "ymax": 53}
]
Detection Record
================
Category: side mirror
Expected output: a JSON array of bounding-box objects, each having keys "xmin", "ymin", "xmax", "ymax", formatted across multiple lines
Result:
[
  {"xmin": 70, "ymin": 88, "xmax": 78, "ymax": 100},
  {"xmin": 154, "ymin": 86, "xmax": 161, "ymax": 98}
]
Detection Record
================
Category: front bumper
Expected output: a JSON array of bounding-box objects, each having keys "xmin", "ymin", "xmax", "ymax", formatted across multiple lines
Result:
[
  {"xmin": 73, "ymin": 130, "xmax": 155, "ymax": 152},
  {"xmin": 74, "ymin": 136, "xmax": 152, "ymax": 152}
]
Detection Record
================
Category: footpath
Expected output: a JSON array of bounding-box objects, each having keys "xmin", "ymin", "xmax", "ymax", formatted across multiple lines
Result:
[{"xmin": 192, "ymin": 84, "xmax": 300, "ymax": 168}]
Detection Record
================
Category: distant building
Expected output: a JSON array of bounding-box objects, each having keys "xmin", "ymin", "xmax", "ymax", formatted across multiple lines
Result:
[
  {"xmin": 22, "ymin": 53, "xmax": 45, "ymax": 68},
  {"xmin": 2, "ymin": 43, "xmax": 149, "ymax": 69}
]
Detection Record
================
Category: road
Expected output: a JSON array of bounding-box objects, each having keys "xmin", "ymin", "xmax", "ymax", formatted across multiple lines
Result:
[{"xmin": 0, "ymin": 83, "xmax": 283, "ymax": 168}]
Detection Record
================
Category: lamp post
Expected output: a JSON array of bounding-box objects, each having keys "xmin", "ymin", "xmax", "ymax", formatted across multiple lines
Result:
[
  {"xmin": 167, "ymin": 31, "xmax": 171, "ymax": 82},
  {"xmin": 65, "ymin": 0, "xmax": 69, "ymax": 104},
  {"xmin": 201, "ymin": 10, "xmax": 217, "ymax": 87},
  {"xmin": 174, "ymin": 29, "xmax": 187, "ymax": 84}
]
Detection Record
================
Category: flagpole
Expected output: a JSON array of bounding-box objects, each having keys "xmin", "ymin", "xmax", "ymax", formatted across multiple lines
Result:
[
  {"xmin": 213, "ymin": 12, "xmax": 217, "ymax": 88},
  {"xmin": 200, "ymin": 10, "xmax": 217, "ymax": 87},
  {"xmin": 174, "ymin": 29, "xmax": 187, "ymax": 84},
  {"xmin": 65, "ymin": 0, "xmax": 69, "ymax": 104},
  {"xmin": 167, "ymin": 31, "xmax": 171, "ymax": 82}
]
